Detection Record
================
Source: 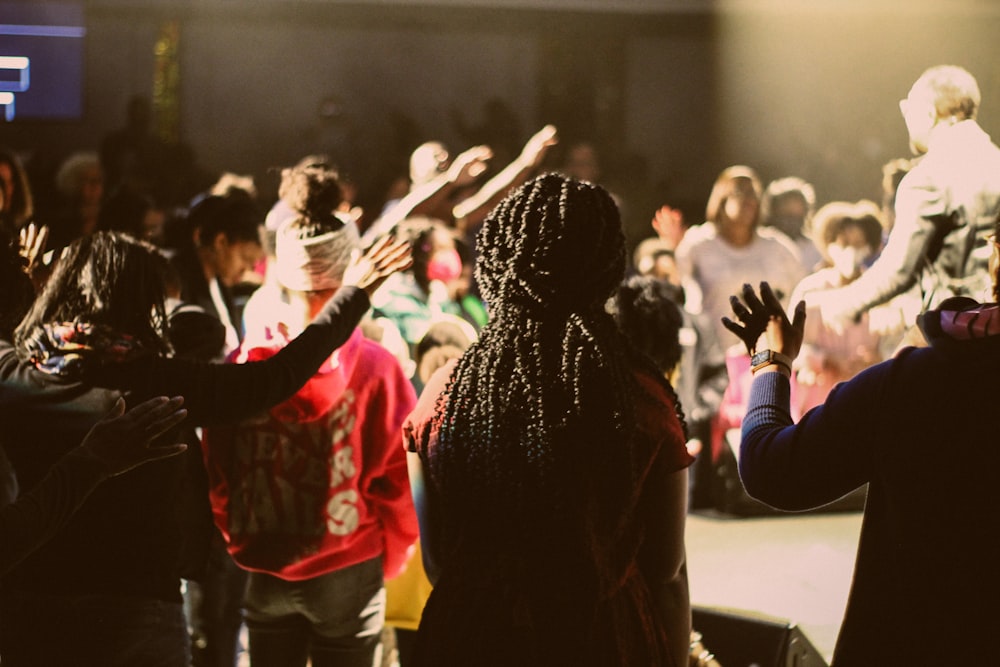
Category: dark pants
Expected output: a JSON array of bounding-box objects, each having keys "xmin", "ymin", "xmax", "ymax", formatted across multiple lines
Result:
[
  {"xmin": 0, "ymin": 592, "xmax": 189, "ymax": 667},
  {"xmin": 185, "ymin": 530, "xmax": 249, "ymax": 667},
  {"xmin": 244, "ymin": 556, "xmax": 385, "ymax": 667}
]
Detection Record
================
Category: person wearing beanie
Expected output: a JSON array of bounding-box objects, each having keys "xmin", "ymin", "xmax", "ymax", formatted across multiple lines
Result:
[{"xmin": 202, "ymin": 161, "xmax": 418, "ymax": 667}]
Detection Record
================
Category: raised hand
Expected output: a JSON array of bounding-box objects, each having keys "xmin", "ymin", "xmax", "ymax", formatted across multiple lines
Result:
[
  {"xmin": 651, "ymin": 205, "xmax": 685, "ymax": 249},
  {"xmin": 722, "ymin": 283, "xmax": 773, "ymax": 354},
  {"xmin": 518, "ymin": 124, "xmax": 558, "ymax": 170},
  {"xmin": 17, "ymin": 223, "xmax": 48, "ymax": 271},
  {"xmin": 447, "ymin": 145, "xmax": 493, "ymax": 187},
  {"xmin": 79, "ymin": 396, "xmax": 188, "ymax": 477},
  {"xmin": 342, "ymin": 235, "xmax": 413, "ymax": 296},
  {"xmin": 722, "ymin": 282, "xmax": 806, "ymax": 359}
]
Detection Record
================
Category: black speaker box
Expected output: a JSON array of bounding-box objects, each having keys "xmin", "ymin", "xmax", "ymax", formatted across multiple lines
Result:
[{"xmin": 692, "ymin": 606, "xmax": 829, "ymax": 667}]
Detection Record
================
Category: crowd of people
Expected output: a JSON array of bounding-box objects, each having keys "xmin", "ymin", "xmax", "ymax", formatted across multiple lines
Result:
[{"xmin": 0, "ymin": 62, "xmax": 997, "ymax": 666}]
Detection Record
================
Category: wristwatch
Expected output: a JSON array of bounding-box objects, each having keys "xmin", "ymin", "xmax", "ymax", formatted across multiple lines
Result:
[{"xmin": 750, "ymin": 349, "xmax": 793, "ymax": 374}]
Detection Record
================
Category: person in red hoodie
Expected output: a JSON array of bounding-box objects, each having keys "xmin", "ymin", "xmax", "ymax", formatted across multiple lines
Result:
[{"xmin": 202, "ymin": 161, "xmax": 418, "ymax": 667}]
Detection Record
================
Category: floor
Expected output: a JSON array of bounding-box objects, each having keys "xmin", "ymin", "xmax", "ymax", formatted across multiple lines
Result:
[
  {"xmin": 236, "ymin": 508, "xmax": 864, "ymax": 666},
  {"xmin": 686, "ymin": 509, "xmax": 863, "ymax": 664}
]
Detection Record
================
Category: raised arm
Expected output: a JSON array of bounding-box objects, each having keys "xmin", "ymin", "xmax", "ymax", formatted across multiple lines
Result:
[
  {"xmin": 93, "ymin": 238, "xmax": 412, "ymax": 426},
  {"xmin": 0, "ymin": 395, "xmax": 187, "ymax": 574},
  {"xmin": 452, "ymin": 125, "xmax": 558, "ymax": 233},
  {"xmin": 813, "ymin": 169, "xmax": 946, "ymax": 326},
  {"xmin": 360, "ymin": 147, "xmax": 492, "ymax": 246}
]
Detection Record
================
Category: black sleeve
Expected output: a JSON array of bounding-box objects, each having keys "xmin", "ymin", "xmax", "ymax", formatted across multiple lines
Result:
[
  {"xmin": 0, "ymin": 448, "xmax": 108, "ymax": 575},
  {"xmin": 91, "ymin": 286, "xmax": 371, "ymax": 426}
]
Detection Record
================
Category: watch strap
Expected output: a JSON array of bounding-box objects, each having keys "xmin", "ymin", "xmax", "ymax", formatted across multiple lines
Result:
[{"xmin": 750, "ymin": 349, "xmax": 793, "ymax": 373}]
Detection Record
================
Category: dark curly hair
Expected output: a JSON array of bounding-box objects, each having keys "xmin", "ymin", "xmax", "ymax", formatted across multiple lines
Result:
[
  {"xmin": 279, "ymin": 161, "xmax": 343, "ymax": 238},
  {"xmin": 610, "ymin": 276, "xmax": 685, "ymax": 376},
  {"xmin": 428, "ymin": 173, "xmax": 685, "ymax": 664}
]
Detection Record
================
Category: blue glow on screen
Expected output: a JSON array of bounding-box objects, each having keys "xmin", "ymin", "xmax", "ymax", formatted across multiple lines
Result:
[{"xmin": 0, "ymin": 2, "xmax": 85, "ymax": 121}]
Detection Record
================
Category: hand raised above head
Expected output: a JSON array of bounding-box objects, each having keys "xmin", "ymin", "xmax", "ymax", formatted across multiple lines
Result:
[
  {"xmin": 722, "ymin": 282, "xmax": 806, "ymax": 359},
  {"xmin": 448, "ymin": 145, "xmax": 493, "ymax": 187},
  {"xmin": 519, "ymin": 125, "xmax": 558, "ymax": 170},
  {"xmin": 343, "ymin": 235, "xmax": 413, "ymax": 297}
]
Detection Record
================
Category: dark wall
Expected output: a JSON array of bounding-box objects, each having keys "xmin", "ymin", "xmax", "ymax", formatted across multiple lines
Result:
[{"xmin": 3, "ymin": 1, "xmax": 1000, "ymax": 248}]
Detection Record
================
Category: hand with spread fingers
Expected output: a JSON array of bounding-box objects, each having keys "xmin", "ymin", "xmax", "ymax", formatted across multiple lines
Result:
[
  {"xmin": 343, "ymin": 235, "xmax": 413, "ymax": 296},
  {"xmin": 722, "ymin": 281, "xmax": 806, "ymax": 360},
  {"xmin": 80, "ymin": 396, "xmax": 189, "ymax": 477}
]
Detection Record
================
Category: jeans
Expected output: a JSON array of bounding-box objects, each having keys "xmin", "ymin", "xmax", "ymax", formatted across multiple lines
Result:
[
  {"xmin": 185, "ymin": 530, "xmax": 249, "ymax": 667},
  {"xmin": 0, "ymin": 592, "xmax": 189, "ymax": 667},
  {"xmin": 244, "ymin": 556, "xmax": 385, "ymax": 667}
]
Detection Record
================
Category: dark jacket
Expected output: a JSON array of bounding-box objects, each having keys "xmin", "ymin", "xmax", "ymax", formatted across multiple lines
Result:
[
  {"xmin": 739, "ymin": 297, "xmax": 1000, "ymax": 665},
  {"xmin": 0, "ymin": 287, "xmax": 369, "ymax": 603}
]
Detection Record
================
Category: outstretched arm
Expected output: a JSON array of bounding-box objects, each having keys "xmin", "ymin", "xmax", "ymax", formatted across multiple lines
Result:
[
  {"xmin": 94, "ymin": 237, "xmax": 413, "ymax": 426},
  {"xmin": 726, "ymin": 283, "xmax": 874, "ymax": 509},
  {"xmin": 813, "ymin": 171, "xmax": 945, "ymax": 327},
  {"xmin": 360, "ymin": 147, "xmax": 492, "ymax": 246},
  {"xmin": 0, "ymin": 396, "xmax": 187, "ymax": 574},
  {"xmin": 452, "ymin": 125, "xmax": 558, "ymax": 232}
]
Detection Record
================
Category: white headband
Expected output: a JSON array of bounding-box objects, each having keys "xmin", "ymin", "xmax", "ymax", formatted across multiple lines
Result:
[{"xmin": 274, "ymin": 214, "xmax": 359, "ymax": 292}]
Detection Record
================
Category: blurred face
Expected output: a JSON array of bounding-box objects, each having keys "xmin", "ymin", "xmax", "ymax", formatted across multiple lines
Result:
[
  {"xmin": 78, "ymin": 165, "xmax": 104, "ymax": 206},
  {"xmin": 722, "ymin": 181, "xmax": 759, "ymax": 231},
  {"xmin": 212, "ymin": 235, "xmax": 263, "ymax": 286},
  {"xmin": 770, "ymin": 197, "xmax": 808, "ymax": 237},
  {"xmin": 900, "ymin": 83, "xmax": 937, "ymax": 155},
  {"xmin": 424, "ymin": 228, "xmax": 462, "ymax": 285},
  {"xmin": 142, "ymin": 208, "xmax": 166, "ymax": 244},
  {"xmin": 306, "ymin": 287, "xmax": 338, "ymax": 318},
  {"xmin": 827, "ymin": 223, "xmax": 874, "ymax": 282}
]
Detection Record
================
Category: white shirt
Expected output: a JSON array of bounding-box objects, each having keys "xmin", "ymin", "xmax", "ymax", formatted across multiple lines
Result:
[{"xmin": 676, "ymin": 222, "xmax": 806, "ymax": 347}]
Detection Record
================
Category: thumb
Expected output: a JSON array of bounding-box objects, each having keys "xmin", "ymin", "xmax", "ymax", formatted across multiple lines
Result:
[{"xmin": 105, "ymin": 396, "xmax": 127, "ymax": 420}]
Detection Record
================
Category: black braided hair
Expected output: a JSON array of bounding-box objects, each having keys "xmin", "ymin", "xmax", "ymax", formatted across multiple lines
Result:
[{"xmin": 429, "ymin": 173, "xmax": 686, "ymax": 661}]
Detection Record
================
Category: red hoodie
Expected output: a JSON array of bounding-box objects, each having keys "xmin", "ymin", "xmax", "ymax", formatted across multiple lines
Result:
[{"xmin": 202, "ymin": 327, "xmax": 418, "ymax": 580}]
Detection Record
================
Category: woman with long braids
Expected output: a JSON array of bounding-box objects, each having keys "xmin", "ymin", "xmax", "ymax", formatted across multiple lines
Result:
[{"xmin": 404, "ymin": 173, "xmax": 693, "ymax": 666}]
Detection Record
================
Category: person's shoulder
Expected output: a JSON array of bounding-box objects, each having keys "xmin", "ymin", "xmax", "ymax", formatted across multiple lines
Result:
[
  {"xmin": 757, "ymin": 227, "xmax": 802, "ymax": 257},
  {"xmin": 676, "ymin": 222, "xmax": 716, "ymax": 251}
]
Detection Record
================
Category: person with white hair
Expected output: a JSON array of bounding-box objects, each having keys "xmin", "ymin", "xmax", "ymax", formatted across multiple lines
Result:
[
  {"xmin": 811, "ymin": 65, "xmax": 1000, "ymax": 330},
  {"xmin": 202, "ymin": 160, "xmax": 418, "ymax": 667}
]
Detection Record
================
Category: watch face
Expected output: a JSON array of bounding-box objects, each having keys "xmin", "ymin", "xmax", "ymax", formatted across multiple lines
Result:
[{"xmin": 751, "ymin": 350, "xmax": 771, "ymax": 366}]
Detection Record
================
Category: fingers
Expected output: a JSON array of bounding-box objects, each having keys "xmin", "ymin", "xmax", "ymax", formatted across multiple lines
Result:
[
  {"xmin": 144, "ymin": 405, "xmax": 189, "ymax": 441},
  {"xmin": 742, "ymin": 283, "xmax": 766, "ymax": 315},
  {"xmin": 118, "ymin": 395, "xmax": 182, "ymax": 423},
  {"xmin": 759, "ymin": 282, "xmax": 785, "ymax": 318},
  {"xmin": 791, "ymin": 300, "xmax": 807, "ymax": 333},
  {"xmin": 103, "ymin": 396, "xmax": 127, "ymax": 420},
  {"xmin": 720, "ymin": 316, "xmax": 747, "ymax": 339},
  {"xmin": 728, "ymin": 295, "xmax": 751, "ymax": 322},
  {"xmin": 362, "ymin": 233, "xmax": 393, "ymax": 259},
  {"xmin": 141, "ymin": 443, "xmax": 188, "ymax": 463},
  {"xmin": 112, "ymin": 396, "xmax": 187, "ymax": 443},
  {"xmin": 371, "ymin": 237, "xmax": 413, "ymax": 273}
]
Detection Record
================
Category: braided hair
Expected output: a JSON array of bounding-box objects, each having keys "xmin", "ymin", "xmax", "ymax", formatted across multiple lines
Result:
[{"xmin": 429, "ymin": 173, "xmax": 686, "ymax": 661}]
